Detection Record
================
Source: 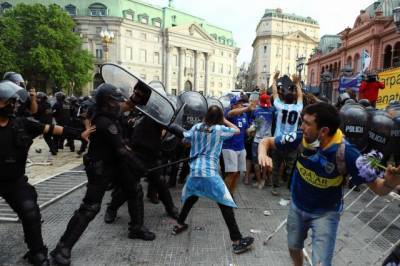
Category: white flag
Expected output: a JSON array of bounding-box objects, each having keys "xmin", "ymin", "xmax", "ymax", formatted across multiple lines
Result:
[{"xmin": 362, "ymin": 49, "xmax": 371, "ymax": 72}]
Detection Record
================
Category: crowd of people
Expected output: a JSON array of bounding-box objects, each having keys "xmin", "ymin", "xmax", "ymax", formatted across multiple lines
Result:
[{"xmin": 1, "ymin": 69, "xmax": 400, "ymax": 266}]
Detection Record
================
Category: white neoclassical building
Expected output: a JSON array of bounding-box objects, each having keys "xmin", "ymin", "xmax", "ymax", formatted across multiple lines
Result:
[
  {"xmin": 5, "ymin": 0, "xmax": 239, "ymax": 96},
  {"xmin": 248, "ymin": 8, "xmax": 320, "ymax": 89}
]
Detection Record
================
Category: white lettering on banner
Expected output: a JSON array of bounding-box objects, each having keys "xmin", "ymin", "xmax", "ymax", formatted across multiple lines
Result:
[{"xmin": 391, "ymin": 129, "xmax": 400, "ymax": 137}]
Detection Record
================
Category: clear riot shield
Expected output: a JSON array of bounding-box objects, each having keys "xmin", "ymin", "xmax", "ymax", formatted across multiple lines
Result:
[
  {"xmin": 175, "ymin": 91, "xmax": 208, "ymax": 130},
  {"xmin": 219, "ymin": 94, "xmax": 234, "ymax": 112},
  {"xmin": 100, "ymin": 64, "xmax": 176, "ymax": 127},
  {"xmin": 206, "ymin": 97, "xmax": 223, "ymax": 110}
]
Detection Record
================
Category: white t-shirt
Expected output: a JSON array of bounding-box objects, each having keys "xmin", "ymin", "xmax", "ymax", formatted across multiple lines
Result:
[{"xmin": 273, "ymin": 98, "xmax": 303, "ymax": 137}]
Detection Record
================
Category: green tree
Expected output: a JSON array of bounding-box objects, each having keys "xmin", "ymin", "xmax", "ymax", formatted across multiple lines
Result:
[{"xmin": 0, "ymin": 3, "xmax": 93, "ymax": 94}]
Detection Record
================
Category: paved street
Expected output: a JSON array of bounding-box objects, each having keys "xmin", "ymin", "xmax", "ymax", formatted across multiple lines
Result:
[{"xmin": 0, "ymin": 139, "xmax": 396, "ymax": 266}]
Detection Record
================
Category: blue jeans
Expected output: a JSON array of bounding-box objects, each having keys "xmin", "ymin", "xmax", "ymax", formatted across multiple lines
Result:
[{"xmin": 287, "ymin": 202, "xmax": 341, "ymax": 266}]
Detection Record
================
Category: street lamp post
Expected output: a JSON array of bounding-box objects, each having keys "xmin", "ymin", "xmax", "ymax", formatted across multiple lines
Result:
[
  {"xmin": 296, "ymin": 56, "xmax": 306, "ymax": 81},
  {"xmin": 394, "ymin": 7, "xmax": 400, "ymax": 33},
  {"xmin": 100, "ymin": 29, "xmax": 114, "ymax": 62}
]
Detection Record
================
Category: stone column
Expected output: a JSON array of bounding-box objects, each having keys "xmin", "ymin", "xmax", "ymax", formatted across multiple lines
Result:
[
  {"xmin": 165, "ymin": 46, "xmax": 173, "ymax": 94},
  {"xmin": 204, "ymin": 53, "xmax": 209, "ymax": 96},
  {"xmin": 193, "ymin": 50, "xmax": 199, "ymax": 91},
  {"xmin": 178, "ymin": 47, "xmax": 185, "ymax": 94}
]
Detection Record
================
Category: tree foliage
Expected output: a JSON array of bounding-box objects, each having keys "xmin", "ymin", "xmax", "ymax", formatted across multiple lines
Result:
[{"xmin": 0, "ymin": 4, "xmax": 93, "ymax": 94}]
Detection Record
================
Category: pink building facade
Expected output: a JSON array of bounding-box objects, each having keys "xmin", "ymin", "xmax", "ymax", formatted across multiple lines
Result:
[{"xmin": 307, "ymin": 8, "xmax": 400, "ymax": 101}]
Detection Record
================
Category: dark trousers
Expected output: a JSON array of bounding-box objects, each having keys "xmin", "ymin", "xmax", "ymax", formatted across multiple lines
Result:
[
  {"xmin": 0, "ymin": 177, "xmax": 45, "ymax": 254},
  {"xmin": 108, "ymin": 155, "xmax": 176, "ymax": 215},
  {"xmin": 59, "ymin": 163, "xmax": 144, "ymax": 248},
  {"xmin": 177, "ymin": 196, "xmax": 242, "ymax": 241},
  {"xmin": 270, "ymin": 149, "xmax": 298, "ymax": 187},
  {"xmin": 43, "ymin": 134, "xmax": 56, "ymax": 153}
]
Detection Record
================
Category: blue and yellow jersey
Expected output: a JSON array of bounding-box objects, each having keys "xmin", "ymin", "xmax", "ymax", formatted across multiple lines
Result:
[{"xmin": 275, "ymin": 130, "xmax": 373, "ymax": 214}]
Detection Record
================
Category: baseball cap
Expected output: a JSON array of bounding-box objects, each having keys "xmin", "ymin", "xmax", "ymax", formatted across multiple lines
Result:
[
  {"xmin": 230, "ymin": 96, "xmax": 246, "ymax": 106},
  {"xmin": 259, "ymin": 94, "xmax": 271, "ymax": 108}
]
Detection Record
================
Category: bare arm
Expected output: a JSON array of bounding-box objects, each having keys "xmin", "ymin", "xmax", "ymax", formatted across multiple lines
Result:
[
  {"xmin": 223, "ymin": 117, "xmax": 240, "ymax": 134},
  {"xmin": 258, "ymin": 137, "xmax": 277, "ymax": 170},
  {"xmin": 29, "ymin": 88, "xmax": 38, "ymax": 114},
  {"xmin": 227, "ymin": 102, "xmax": 255, "ymax": 118},
  {"xmin": 368, "ymin": 164, "xmax": 400, "ymax": 196},
  {"xmin": 272, "ymin": 71, "xmax": 280, "ymax": 100},
  {"xmin": 292, "ymin": 74, "xmax": 303, "ymax": 104}
]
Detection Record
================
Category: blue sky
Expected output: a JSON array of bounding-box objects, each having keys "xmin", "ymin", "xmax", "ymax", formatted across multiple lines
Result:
[{"xmin": 151, "ymin": 0, "xmax": 377, "ymax": 64}]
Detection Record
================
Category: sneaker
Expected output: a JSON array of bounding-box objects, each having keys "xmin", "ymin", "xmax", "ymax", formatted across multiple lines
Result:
[
  {"xmin": 104, "ymin": 207, "xmax": 117, "ymax": 224},
  {"xmin": 50, "ymin": 242, "xmax": 71, "ymax": 266},
  {"xmin": 271, "ymin": 188, "xmax": 280, "ymax": 196},
  {"xmin": 129, "ymin": 227, "xmax": 156, "ymax": 241},
  {"xmin": 232, "ymin": 236, "xmax": 254, "ymax": 254}
]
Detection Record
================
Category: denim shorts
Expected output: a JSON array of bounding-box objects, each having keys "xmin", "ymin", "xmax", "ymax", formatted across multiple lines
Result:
[{"xmin": 287, "ymin": 202, "xmax": 341, "ymax": 266}]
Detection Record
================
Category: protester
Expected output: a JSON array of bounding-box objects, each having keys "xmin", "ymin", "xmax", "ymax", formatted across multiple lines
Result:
[
  {"xmin": 172, "ymin": 106, "xmax": 254, "ymax": 254},
  {"xmin": 258, "ymin": 102, "xmax": 400, "ymax": 266},
  {"xmin": 359, "ymin": 74, "xmax": 385, "ymax": 107}
]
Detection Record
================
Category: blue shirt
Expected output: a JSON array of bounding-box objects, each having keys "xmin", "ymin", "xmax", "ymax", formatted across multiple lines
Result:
[
  {"xmin": 251, "ymin": 106, "xmax": 275, "ymax": 143},
  {"xmin": 222, "ymin": 111, "xmax": 248, "ymax": 151},
  {"xmin": 274, "ymin": 130, "xmax": 372, "ymax": 213}
]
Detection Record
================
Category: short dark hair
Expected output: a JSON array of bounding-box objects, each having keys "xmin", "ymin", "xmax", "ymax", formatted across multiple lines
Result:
[
  {"xmin": 204, "ymin": 106, "xmax": 224, "ymax": 126},
  {"xmin": 302, "ymin": 102, "xmax": 340, "ymax": 136}
]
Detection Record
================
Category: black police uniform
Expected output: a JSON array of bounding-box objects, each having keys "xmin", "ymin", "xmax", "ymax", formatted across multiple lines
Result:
[
  {"xmin": 52, "ymin": 98, "xmax": 72, "ymax": 150},
  {"xmin": 51, "ymin": 85, "xmax": 152, "ymax": 266},
  {"xmin": 0, "ymin": 116, "xmax": 48, "ymax": 265},
  {"xmin": 34, "ymin": 99, "xmax": 56, "ymax": 155},
  {"xmin": 105, "ymin": 114, "xmax": 178, "ymax": 219}
]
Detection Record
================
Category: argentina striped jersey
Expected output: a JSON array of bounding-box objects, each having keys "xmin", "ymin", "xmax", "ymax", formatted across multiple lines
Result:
[
  {"xmin": 183, "ymin": 123, "xmax": 236, "ymax": 178},
  {"xmin": 273, "ymin": 98, "xmax": 303, "ymax": 136}
]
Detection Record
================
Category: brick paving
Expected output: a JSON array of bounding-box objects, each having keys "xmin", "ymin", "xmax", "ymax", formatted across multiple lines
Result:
[{"xmin": 0, "ymin": 139, "xmax": 395, "ymax": 265}]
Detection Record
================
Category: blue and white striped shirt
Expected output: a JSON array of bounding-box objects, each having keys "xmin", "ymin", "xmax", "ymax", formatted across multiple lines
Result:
[
  {"xmin": 273, "ymin": 98, "xmax": 303, "ymax": 136},
  {"xmin": 183, "ymin": 123, "xmax": 236, "ymax": 178}
]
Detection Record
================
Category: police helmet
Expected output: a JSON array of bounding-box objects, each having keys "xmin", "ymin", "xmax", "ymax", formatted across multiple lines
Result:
[
  {"xmin": 0, "ymin": 81, "xmax": 20, "ymax": 102},
  {"xmin": 15, "ymin": 88, "xmax": 30, "ymax": 103},
  {"xmin": 95, "ymin": 83, "xmax": 125, "ymax": 107},
  {"xmin": 36, "ymin": 91, "xmax": 47, "ymax": 100},
  {"xmin": 55, "ymin": 91, "xmax": 66, "ymax": 102},
  {"xmin": 358, "ymin": 99, "xmax": 371, "ymax": 107},
  {"xmin": 340, "ymin": 103, "xmax": 369, "ymax": 151},
  {"xmin": 367, "ymin": 110, "xmax": 393, "ymax": 154},
  {"xmin": 3, "ymin": 72, "xmax": 26, "ymax": 89},
  {"xmin": 388, "ymin": 115, "xmax": 400, "ymax": 155}
]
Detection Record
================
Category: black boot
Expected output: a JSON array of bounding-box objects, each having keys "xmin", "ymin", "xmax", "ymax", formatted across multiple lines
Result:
[
  {"xmin": 104, "ymin": 207, "xmax": 117, "ymax": 224},
  {"xmin": 128, "ymin": 226, "xmax": 156, "ymax": 241},
  {"xmin": 24, "ymin": 247, "xmax": 50, "ymax": 266},
  {"xmin": 50, "ymin": 242, "xmax": 71, "ymax": 266}
]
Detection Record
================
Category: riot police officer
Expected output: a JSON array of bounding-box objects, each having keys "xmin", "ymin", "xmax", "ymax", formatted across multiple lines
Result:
[
  {"xmin": 34, "ymin": 92, "xmax": 57, "ymax": 155},
  {"xmin": 0, "ymin": 80, "xmax": 86, "ymax": 266},
  {"xmin": 51, "ymin": 83, "xmax": 155, "ymax": 266},
  {"xmin": 52, "ymin": 91, "xmax": 72, "ymax": 151}
]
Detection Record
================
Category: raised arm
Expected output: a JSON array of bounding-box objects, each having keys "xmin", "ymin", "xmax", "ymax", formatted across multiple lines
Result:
[
  {"xmin": 292, "ymin": 74, "xmax": 303, "ymax": 104},
  {"xmin": 223, "ymin": 117, "xmax": 240, "ymax": 134},
  {"xmin": 272, "ymin": 71, "xmax": 280, "ymax": 100},
  {"xmin": 258, "ymin": 137, "xmax": 277, "ymax": 171}
]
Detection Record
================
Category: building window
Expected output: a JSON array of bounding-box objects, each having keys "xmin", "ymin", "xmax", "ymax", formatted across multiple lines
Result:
[
  {"xmin": 354, "ymin": 53, "xmax": 360, "ymax": 72},
  {"xmin": 153, "ymin": 75, "xmax": 160, "ymax": 81},
  {"xmin": 123, "ymin": 9, "xmax": 134, "ymax": 20},
  {"xmin": 228, "ymin": 65, "xmax": 231, "ymax": 75},
  {"xmin": 65, "ymin": 4, "xmax": 77, "ymax": 16},
  {"xmin": 140, "ymin": 49, "xmax": 147, "ymax": 62},
  {"xmin": 126, "ymin": 47, "xmax": 133, "ymax": 60},
  {"xmin": 138, "ymin": 13, "xmax": 149, "ymax": 24},
  {"xmin": 154, "ymin": 35, "xmax": 160, "ymax": 43},
  {"xmin": 140, "ymin": 74, "xmax": 147, "ymax": 81},
  {"xmin": 154, "ymin": 52, "xmax": 160, "ymax": 64},
  {"xmin": 219, "ymin": 63, "xmax": 223, "ymax": 74},
  {"xmin": 140, "ymin": 33, "xmax": 146, "ymax": 40},
  {"xmin": 393, "ymin": 42, "xmax": 400, "ymax": 67},
  {"xmin": 264, "ymin": 45, "xmax": 267, "ymax": 54},
  {"xmin": 346, "ymin": 56, "xmax": 352, "ymax": 68},
  {"xmin": 172, "ymin": 15, "xmax": 177, "ymax": 22},
  {"xmin": 218, "ymin": 82, "xmax": 223, "ymax": 88},
  {"xmin": 384, "ymin": 45, "xmax": 393, "ymax": 69},
  {"xmin": 152, "ymin": 17, "xmax": 162, "ymax": 27},
  {"xmin": 89, "ymin": 3, "xmax": 107, "ymax": 16},
  {"xmin": 211, "ymin": 81, "xmax": 215, "ymax": 87},
  {"xmin": 211, "ymin": 62, "xmax": 215, "ymax": 72},
  {"xmin": 126, "ymin": 30, "xmax": 132, "ymax": 37},
  {"xmin": 210, "ymin": 34, "xmax": 217, "ymax": 41},
  {"xmin": 96, "ymin": 47, "xmax": 103, "ymax": 59}
]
